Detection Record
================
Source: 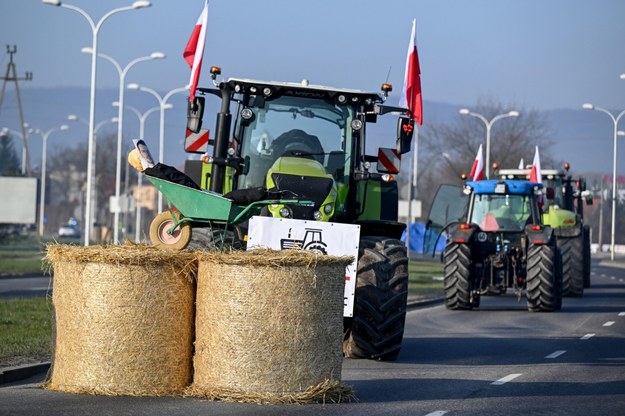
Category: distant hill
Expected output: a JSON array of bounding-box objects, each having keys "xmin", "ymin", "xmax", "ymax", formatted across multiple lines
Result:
[{"xmin": 1, "ymin": 86, "xmax": 623, "ymax": 177}]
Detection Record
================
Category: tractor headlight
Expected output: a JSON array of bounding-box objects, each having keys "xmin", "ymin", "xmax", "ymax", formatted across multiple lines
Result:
[
  {"xmin": 323, "ymin": 204, "xmax": 333, "ymax": 214},
  {"xmin": 241, "ymin": 108, "xmax": 253, "ymax": 120},
  {"xmin": 279, "ymin": 207, "xmax": 292, "ymax": 218},
  {"xmin": 313, "ymin": 210, "xmax": 323, "ymax": 220}
]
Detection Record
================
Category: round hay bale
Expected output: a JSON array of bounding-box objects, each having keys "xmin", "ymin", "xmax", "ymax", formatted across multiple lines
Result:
[
  {"xmin": 187, "ymin": 249, "xmax": 355, "ymax": 404},
  {"xmin": 44, "ymin": 243, "xmax": 196, "ymax": 396}
]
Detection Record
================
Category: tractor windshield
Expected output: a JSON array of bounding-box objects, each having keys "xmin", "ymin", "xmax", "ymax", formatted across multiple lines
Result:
[
  {"xmin": 470, "ymin": 194, "xmax": 531, "ymax": 232},
  {"xmin": 236, "ymin": 95, "xmax": 355, "ymax": 189}
]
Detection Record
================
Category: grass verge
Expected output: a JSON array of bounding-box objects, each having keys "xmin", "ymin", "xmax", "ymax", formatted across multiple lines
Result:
[
  {"xmin": 408, "ymin": 256, "xmax": 444, "ymax": 299},
  {"xmin": 0, "ymin": 297, "xmax": 52, "ymax": 368}
]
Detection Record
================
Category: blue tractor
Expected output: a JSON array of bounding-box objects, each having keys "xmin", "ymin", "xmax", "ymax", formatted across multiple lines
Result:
[{"xmin": 442, "ymin": 179, "xmax": 562, "ymax": 312}]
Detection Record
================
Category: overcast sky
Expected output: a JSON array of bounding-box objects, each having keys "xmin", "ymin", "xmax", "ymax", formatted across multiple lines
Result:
[{"xmin": 2, "ymin": 0, "xmax": 625, "ymax": 112}]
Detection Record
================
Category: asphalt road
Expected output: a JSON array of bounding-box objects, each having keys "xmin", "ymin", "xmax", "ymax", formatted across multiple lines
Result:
[
  {"xmin": 1, "ymin": 260, "xmax": 624, "ymax": 415},
  {"xmin": 0, "ymin": 274, "xmax": 51, "ymax": 298}
]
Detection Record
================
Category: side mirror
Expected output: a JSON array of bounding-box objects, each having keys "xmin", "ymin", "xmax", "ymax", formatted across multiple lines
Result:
[
  {"xmin": 187, "ymin": 96, "xmax": 205, "ymax": 133},
  {"xmin": 396, "ymin": 116, "xmax": 414, "ymax": 154}
]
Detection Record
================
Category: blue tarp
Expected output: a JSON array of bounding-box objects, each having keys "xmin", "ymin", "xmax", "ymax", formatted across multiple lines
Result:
[{"xmin": 401, "ymin": 222, "xmax": 447, "ymax": 254}]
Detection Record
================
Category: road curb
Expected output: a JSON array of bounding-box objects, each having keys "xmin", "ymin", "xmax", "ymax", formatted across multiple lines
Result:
[{"xmin": 0, "ymin": 362, "xmax": 50, "ymax": 385}]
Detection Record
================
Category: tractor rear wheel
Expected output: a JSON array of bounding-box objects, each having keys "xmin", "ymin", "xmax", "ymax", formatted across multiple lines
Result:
[
  {"xmin": 526, "ymin": 242, "xmax": 560, "ymax": 312},
  {"xmin": 149, "ymin": 210, "xmax": 191, "ymax": 250},
  {"xmin": 583, "ymin": 225, "xmax": 591, "ymax": 288},
  {"xmin": 343, "ymin": 237, "xmax": 408, "ymax": 361},
  {"xmin": 443, "ymin": 242, "xmax": 475, "ymax": 310},
  {"xmin": 559, "ymin": 233, "xmax": 584, "ymax": 297}
]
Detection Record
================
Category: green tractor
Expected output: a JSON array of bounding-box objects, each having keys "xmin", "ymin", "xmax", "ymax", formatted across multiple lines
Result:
[
  {"xmin": 498, "ymin": 164, "xmax": 593, "ymax": 296},
  {"xmin": 179, "ymin": 67, "xmax": 414, "ymax": 360}
]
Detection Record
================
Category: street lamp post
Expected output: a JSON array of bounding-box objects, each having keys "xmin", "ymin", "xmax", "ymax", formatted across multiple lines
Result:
[
  {"xmin": 82, "ymin": 48, "xmax": 165, "ymax": 243},
  {"xmin": 30, "ymin": 125, "xmax": 70, "ymax": 237},
  {"xmin": 583, "ymin": 103, "xmax": 625, "ymax": 261},
  {"xmin": 112, "ymin": 102, "xmax": 170, "ymax": 242},
  {"xmin": 43, "ymin": 0, "xmax": 151, "ymax": 246},
  {"xmin": 458, "ymin": 108, "xmax": 520, "ymax": 179},
  {"xmin": 126, "ymin": 83, "xmax": 188, "ymax": 213}
]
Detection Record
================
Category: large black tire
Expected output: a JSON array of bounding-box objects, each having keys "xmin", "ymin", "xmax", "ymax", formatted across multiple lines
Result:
[
  {"xmin": 526, "ymin": 243, "xmax": 560, "ymax": 312},
  {"xmin": 343, "ymin": 237, "xmax": 408, "ymax": 361},
  {"xmin": 443, "ymin": 242, "xmax": 475, "ymax": 310},
  {"xmin": 583, "ymin": 225, "xmax": 591, "ymax": 288},
  {"xmin": 559, "ymin": 234, "xmax": 584, "ymax": 297}
]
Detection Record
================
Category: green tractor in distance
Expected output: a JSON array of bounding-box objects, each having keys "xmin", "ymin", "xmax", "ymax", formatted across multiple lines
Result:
[
  {"xmin": 181, "ymin": 67, "xmax": 414, "ymax": 360},
  {"xmin": 498, "ymin": 164, "xmax": 592, "ymax": 295}
]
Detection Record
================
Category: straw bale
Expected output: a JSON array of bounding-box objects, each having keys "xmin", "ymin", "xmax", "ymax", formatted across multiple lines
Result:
[
  {"xmin": 189, "ymin": 249, "xmax": 355, "ymax": 404},
  {"xmin": 44, "ymin": 243, "xmax": 196, "ymax": 396}
]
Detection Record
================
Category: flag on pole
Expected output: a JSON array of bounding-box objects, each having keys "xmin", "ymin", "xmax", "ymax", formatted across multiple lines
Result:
[
  {"xmin": 469, "ymin": 144, "xmax": 484, "ymax": 181},
  {"xmin": 183, "ymin": 0, "xmax": 208, "ymax": 101},
  {"xmin": 529, "ymin": 146, "xmax": 542, "ymax": 183},
  {"xmin": 399, "ymin": 19, "xmax": 423, "ymax": 125}
]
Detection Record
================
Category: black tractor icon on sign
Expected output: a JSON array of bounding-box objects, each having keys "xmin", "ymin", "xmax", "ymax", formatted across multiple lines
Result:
[{"xmin": 280, "ymin": 228, "xmax": 328, "ymax": 254}]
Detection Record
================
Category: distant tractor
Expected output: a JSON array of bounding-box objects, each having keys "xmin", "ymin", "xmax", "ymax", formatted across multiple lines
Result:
[
  {"xmin": 498, "ymin": 164, "xmax": 592, "ymax": 295},
  {"xmin": 442, "ymin": 179, "xmax": 562, "ymax": 312}
]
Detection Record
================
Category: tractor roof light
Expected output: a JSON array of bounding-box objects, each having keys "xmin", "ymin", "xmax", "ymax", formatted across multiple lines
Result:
[
  {"xmin": 463, "ymin": 185, "xmax": 473, "ymax": 195},
  {"xmin": 381, "ymin": 174, "xmax": 395, "ymax": 182},
  {"xmin": 262, "ymin": 87, "xmax": 273, "ymax": 97}
]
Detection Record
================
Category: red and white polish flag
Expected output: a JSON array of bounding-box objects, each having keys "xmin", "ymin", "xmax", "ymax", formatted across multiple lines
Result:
[
  {"xmin": 183, "ymin": 0, "xmax": 208, "ymax": 101},
  {"xmin": 469, "ymin": 144, "xmax": 485, "ymax": 181},
  {"xmin": 529, "ymin": 146, "xmax": 542, "ymax": 183},
  {"xmin": 399, "ymin": 18, "xmax": 423, "ymax": 125}
]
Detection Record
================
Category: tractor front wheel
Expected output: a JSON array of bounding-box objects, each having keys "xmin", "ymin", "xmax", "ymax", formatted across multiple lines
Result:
[
  {"xmin": 149, "ymin": 210, "xmax": 191, "ymax": 250},
  {"xmin": 343, "ymin": 237, "xmax": 408, "ymax": 361}
]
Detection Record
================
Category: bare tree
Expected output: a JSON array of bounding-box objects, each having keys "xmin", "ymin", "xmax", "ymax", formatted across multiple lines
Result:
[
  {"xmin": 45, "ymin": 133, "xmax": 137, "ymax": 236},
  {"xmin": 408, "ymin": 98, "xmax": 555, "ymax": 220}
]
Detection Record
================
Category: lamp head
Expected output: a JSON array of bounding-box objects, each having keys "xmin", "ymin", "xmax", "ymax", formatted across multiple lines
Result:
[
  {"xmin": 459, "ymin": 108, "xmax": 470, "ymax": 115},
  {"xmin": 67, "ymin": 114, "xmax": 78, "ymax": 121},
  {"xmin": 150, "ymin": 52, "xmax": 166, "ymax": 59},
  {"xmin": 42, "ymin": 0, "xmax": 61, "ymax": 6},
  {"xmin": 81, "ymin": 47, "xmax": 93, "ymax": 54},
  {"xmin": 132, "ymin": 1, "xmax": 151, "ymax": 9},
  {"xmin": 582, "ymin": 103, "xmax": 594, "ymax": 110},
  {"xmin": 60, "ymin": 125, "xmax": 69, "ymax": 130},
  {"xmin": 127, "ymin": 83, "xmax": 140, "ymax": 90},
  {"xmin": 508, "ymin": 111, "xmax": 520, "ymax": 117}
]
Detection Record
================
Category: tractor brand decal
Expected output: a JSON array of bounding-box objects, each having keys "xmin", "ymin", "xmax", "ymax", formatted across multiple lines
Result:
[
  {"xmin": 247, "ymin": 216, "xmax": 360, "ymax": 317},
  {"xmin": 184, "ymin": 128, "xmax": 210, "ymax": 153},
  {"xmin": 377, "ymin": 147, "xmax": 401, "ymax": 174},
  {"xmin": 477, "ymin": 232, "xmax": 487, "ymax": 242}
]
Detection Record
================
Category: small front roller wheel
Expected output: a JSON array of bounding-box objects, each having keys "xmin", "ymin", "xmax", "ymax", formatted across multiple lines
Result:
[{"xmin": 149, "ymin": 210, "xmax": 191, "ymax": 250}]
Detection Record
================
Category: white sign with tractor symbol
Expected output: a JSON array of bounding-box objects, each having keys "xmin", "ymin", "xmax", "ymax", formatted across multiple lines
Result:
[{"xmin": 247, "ymin": 216, "xmax": 360, "ymax": 317}]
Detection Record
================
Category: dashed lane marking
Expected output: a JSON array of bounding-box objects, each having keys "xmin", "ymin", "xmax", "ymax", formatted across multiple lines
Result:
[
  {"xmin": 618, "ymin": 312, "xmax": 625, "ymax": 317},
  {"xmin": 580, "ymin": 333, "xmax": 595, "ymax": 340},
  {"xmin": 492, "ymin": 373, "xmax": 522, "ymax": 385},
  {"xmin": 424, "ymin": 412, "xmax": 448, "ymax": 416},
  {"xmin": 603, "ymin": 321, "xmax": 615, "ymax": 327},
  {"xmin": 545, "ymin": 350, "xmax": 567, "ymax": 359}
]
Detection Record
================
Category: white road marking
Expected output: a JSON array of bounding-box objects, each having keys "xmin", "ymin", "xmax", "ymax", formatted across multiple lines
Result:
[
  {"xmin": 492, "ymin": 373, "xmax": 522, "ymax": 385},
  {"xmin": 424, "ymin": 412, "xmax": 448, "ymax": 416},
  {"xmin": 545, "ymin": 350, "xmax": 566, "ymax": 359},
  {"xmin": 580, "ymin": 333, "xmax": 595, "ymax": 340},
  {"xmin": 618, "ymin": 312, "xmax": 625, "ymax": 317},
  {"xmin": 603, "ymin": 321, "xmax": 615, "ymax": 327},
  {"xmin": 619, "ymin": 278, "xmax": 624, "ymax": 283}
]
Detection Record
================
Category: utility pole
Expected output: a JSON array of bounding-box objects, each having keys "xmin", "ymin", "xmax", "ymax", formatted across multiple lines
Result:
[{"xmin": 0, "ymin": 45, "xmax": 33, "ymax": 176}]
